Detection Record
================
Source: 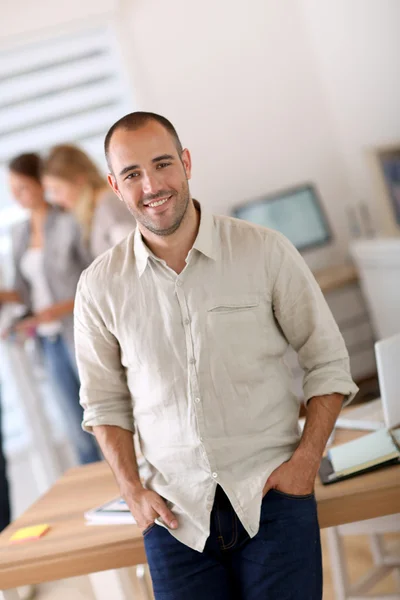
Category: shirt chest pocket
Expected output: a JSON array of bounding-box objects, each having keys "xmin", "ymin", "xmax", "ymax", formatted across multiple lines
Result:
[
  {"xmin": 206, "ymin": 294, "xmax": 261, "ymax": 352},
  {"xmin": 207, "ymin": 295, "xmax": 260, "ymax": 315}
]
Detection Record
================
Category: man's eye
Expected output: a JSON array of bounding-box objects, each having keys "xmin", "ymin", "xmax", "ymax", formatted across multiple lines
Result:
[
  {"xmin": 157, "ymin": 162, "xmax": 171, "ymax": 169},
  {"xmin": 126, "ymin": 172, "xmax": 139, "ymax": 180}
]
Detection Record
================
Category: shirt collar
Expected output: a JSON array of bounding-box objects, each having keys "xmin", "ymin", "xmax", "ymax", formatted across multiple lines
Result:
[
  {"xmin": 192, "ymin": 200, "xmax": 217, "ymax": 261},
  {"xmin": 134, "ymin": 200, "xmax": 217, "ymax": 277},
  {"xmin": 134, "ymin": 225, "xmax": 152, "ymax": 277}
]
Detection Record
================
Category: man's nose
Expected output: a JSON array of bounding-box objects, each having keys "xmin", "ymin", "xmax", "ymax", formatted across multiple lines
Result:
[{"xmin": 141, "ymin": 171, "xmax": 163, "ymax": 195}]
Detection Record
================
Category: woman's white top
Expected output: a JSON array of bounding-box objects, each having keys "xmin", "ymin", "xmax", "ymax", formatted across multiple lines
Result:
[{"xmin": 20, "ymin": 247, "xmax": 62, "ymax": 337}]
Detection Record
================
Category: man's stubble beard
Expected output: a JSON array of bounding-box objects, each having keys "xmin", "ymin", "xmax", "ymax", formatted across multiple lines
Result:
[{"xmin": 121, "ymin": 179, "xmax": 191, "ymax": 237}]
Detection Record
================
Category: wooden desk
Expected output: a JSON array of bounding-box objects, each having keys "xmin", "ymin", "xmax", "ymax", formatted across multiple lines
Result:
[
  {"xmin": 1, "ymin": 429, "xmax": 399, "ymax": 598},
  {"xmin": 0, "ymin": 461, "xmax": 146, "ymax": 599}
]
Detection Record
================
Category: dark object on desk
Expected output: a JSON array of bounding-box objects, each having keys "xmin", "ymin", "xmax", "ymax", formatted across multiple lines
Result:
[
  {"xmin": 231, "ymin": 183, "xmax": 332, "ymax": 252},
  {"xmin": 319, "ymin": 454, "xmax": 400, "ymax": 485}
]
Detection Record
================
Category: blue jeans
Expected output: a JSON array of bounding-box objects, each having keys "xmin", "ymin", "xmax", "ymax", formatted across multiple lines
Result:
[
  {"xmin": 0, "ymin": 388, "xmax": 10, "ymax": 532},
  {"xmin": 144, "ymin": 485, "xmax": 322, "ymax": 600},
  {"xmin": 39, "ymin": 334, "xmax": 101, "ymax": 465}
]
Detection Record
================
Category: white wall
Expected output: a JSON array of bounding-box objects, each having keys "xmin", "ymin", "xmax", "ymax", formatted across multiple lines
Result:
[
  {"xmin": 301, "ymin": 0, "xmax": 400, "ymax": 233},
  {"xmin": 122, "ymin": 0, "xmax": 354, "ymax": 269}
]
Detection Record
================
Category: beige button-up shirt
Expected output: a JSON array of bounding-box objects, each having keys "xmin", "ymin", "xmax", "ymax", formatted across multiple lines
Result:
[{"xmin": 74, "ymin": 206, "xmax": 358, "ymax": 552}]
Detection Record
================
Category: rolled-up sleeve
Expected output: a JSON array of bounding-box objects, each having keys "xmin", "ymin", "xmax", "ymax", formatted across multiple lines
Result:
[
  {"xmin": 270, "ymin": 233, "xmax": 359, "ymax": 405},
  {"xmin": 74, "ymin": 271, "xmax": 135, "ymax": 434}
]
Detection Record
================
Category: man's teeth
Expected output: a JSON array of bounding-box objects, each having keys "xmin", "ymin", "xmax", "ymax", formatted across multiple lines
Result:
[{"xmin": 148, "ymin": 197, "xmax": 169, "ymax": 208}]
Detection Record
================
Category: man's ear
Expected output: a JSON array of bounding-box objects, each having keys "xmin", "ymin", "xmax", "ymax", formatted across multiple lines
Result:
[
  {"xmin": 108, "ymin": 173, "xmax": 123, "ymax": 201},
  {"xmin": 181, "ymin": 148, "xmax": 192, "ymax": 180}
]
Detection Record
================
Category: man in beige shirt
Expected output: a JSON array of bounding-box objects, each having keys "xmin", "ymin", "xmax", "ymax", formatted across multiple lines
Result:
[{"xmin": 74, "ymin": 112, "xmax": 358, "ymax": 600}]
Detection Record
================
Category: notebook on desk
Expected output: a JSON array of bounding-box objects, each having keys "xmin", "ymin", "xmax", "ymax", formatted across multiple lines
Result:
[{"xmin": 319, "ymin": 427, "xmax": 400, "ymax": 484}]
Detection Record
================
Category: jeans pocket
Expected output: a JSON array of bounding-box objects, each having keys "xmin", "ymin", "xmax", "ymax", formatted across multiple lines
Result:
[
  {"xmin": 142, "ymin": 522, "xmax": 157, "ymax": 537},
  {"xmin": 270, "ymin": 489, "xmax": 314, "ymax": 500}
]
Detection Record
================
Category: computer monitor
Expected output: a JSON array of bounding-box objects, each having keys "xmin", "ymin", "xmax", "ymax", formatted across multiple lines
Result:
[{"xmin": 231, "ymin": 183, "xmax": 332, "ymax": 253}]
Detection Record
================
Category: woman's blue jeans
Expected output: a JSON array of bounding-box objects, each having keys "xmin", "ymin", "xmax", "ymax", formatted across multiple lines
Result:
[{"xmin": 39, "ymin": 334, "xmax": 101, "ymax": 465}]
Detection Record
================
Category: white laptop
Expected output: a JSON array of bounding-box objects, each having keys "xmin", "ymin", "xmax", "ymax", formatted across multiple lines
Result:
[{"xmin": 375, "ymin": 333, "xmax": 400, "ymax": 430}]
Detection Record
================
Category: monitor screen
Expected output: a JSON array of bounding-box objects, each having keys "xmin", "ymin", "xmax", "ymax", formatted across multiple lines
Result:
[{"xmin": 232, "ymin": 184, "xmax": 332, "ymax": 252}]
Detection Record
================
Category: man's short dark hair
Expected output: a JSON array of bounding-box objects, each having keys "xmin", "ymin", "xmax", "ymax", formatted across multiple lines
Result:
[{"xmin": 104, "ymin": 112, "xmax": 183, "ymax": 172}]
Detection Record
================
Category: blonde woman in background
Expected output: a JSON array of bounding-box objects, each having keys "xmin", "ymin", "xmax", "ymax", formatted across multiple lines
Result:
[{"xmin": 42, "ymin": 144, "xmax": 135, "ymax": 257}]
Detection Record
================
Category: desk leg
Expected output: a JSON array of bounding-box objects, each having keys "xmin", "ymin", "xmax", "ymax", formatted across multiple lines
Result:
[
  {"xmin": 89, "ymin": 568, "xmax": 136, "ymax": 600},
  {"xmin": 1, "ymin": 590, "xmax": 20, "ymax": 600}
]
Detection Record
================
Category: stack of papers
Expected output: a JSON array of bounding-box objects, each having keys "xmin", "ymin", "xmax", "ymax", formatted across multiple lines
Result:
[
  {"xmin": 335, "ymin": 398, "xmax": 385, "ymax": 432},
  {"xmin": 85, "ymin": 498, "xmax": 136, "ymax": 525}
]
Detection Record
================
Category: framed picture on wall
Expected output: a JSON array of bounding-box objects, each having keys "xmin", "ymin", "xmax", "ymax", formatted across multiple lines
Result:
[{"xmin": 368, "ymin": 143, "xmax": 400, "ymax": 236}]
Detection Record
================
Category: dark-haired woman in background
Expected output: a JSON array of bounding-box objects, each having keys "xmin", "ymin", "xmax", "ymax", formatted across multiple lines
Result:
[{"xmin": 0, "ymin": 153, "xmax": 100, "ymax": 465}]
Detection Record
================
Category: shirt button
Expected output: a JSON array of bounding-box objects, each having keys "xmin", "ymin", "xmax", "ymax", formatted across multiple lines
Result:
[
  {"xmin": 212, "ymin": 472, "xmax": 218, "ymax": 479},
  {"xmin": 200, "ymin": 436, "xmax": 203, "ymax": 442},
  {"xmin": 190, "ymin": 357, "xmax": 196, "ymax": 365},
  {"xmin": 176, "ymin": 280, "xmax": 182, "ymax": 287},
  {"xmin": 195, "ymin": 397, "xmax": 201, "ymax": 404},
  {"xmin": 184, "ymin": 318, "xmax": 190, "ymax": 325}
]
